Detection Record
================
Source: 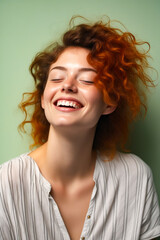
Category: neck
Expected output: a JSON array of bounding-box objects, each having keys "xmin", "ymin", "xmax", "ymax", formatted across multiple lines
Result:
[{"xmin": 38, "ymin": 125, "xmax": 97, "ymax": 184}]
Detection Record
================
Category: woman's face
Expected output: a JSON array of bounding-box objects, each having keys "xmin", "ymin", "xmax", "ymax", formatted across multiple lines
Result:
[{"xmin": 41, "ymin": 47, "xmax": 114, "ymax": 130}]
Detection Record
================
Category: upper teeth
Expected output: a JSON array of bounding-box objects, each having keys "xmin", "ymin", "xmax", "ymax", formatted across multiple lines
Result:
[{"xmin": 57, "ymin": 100, "xmax": 80, "ymax": 109}]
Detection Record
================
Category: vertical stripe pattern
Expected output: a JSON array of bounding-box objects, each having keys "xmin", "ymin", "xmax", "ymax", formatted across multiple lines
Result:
[{"xmin": 0, "ymin": 152, "xmax": 160, "ymax": 240}]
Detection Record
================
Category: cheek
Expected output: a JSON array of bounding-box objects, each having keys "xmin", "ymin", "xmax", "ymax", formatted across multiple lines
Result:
[
  {"xmin": 90, "ymin": 90, "xmax": 107, "ymax": 115},
  {"xmin": 41, "ymin": 89, "xmax": 51, "ymax": 109},
  {"xmin": 88, "ymin": 88, "xmax": 104, "ymax": 105},
  {"xmin": 42, "ymin": 84, "xmax": 57, "ymax": 104}
]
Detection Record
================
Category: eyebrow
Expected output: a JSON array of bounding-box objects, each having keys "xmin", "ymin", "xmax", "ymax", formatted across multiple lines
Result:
[{"xmin": 50, "ymin": 66, "xmax": 97, "ymax": 73}]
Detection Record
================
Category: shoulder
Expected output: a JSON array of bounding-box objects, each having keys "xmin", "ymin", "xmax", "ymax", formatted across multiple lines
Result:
[
  {"xmin": 119, "ymin": 152, "xmax": 152, "ymax": 177},
  {"xmin": 117, "ymin": 152, "xmax": 151, "ymax": 173},
  {"xmin": 0, "ymin": 153, "xmax": 31, "ymax": 174},
  {"xmin": 99, "ymin": 152, "xmax": 153, "ymax": 183},
  {"xmin": 0, "ymin": 153, "xmax": 32, "ymax": 193}
]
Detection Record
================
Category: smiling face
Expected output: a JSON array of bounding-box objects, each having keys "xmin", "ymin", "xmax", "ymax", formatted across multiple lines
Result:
[{"xmin": 41, "ymin": 47, "xmax": 115, "ymax": 131}]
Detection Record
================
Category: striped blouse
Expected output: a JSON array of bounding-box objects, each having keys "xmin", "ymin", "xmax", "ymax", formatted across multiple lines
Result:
[{"xmin": 0, "ymin": 152, "xmax": 160, "ymax": 240}]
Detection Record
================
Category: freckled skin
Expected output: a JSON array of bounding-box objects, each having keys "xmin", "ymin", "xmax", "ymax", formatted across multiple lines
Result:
[{"xmin": 41, "ymin": 47, "xmax": 114, "ymax": 130}]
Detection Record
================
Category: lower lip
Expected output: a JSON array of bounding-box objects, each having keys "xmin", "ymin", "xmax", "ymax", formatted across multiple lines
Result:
[{"xmin": 54, "ymin": 105, "xmax": 82, "ymax": 112}]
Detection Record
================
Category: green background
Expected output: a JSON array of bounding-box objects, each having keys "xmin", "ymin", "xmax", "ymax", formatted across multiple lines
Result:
[{"xmin": 0, "ymin": 0, "xmax": 160, "ymax": 201}]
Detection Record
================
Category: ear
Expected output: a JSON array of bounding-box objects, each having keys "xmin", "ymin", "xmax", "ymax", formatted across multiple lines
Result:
[
  {"xmin": 41, "ymin": 95, "xmax": 45, "ymax": 109},
  {"xmin": 102, "ymin": 104, "xmax": 117, "ymax": 115}
]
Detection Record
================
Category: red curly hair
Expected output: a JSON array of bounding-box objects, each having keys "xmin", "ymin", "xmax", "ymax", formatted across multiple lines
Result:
[{"xmin": 19, "ymin": 17, "xmax": 154, "ymax": 157}]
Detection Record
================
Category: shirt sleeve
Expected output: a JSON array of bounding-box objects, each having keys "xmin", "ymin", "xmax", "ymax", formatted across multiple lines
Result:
[
  {"xmin": 140, "ymin": 167, "xmax": 160, "ymax": 239},
  {"xmin": 0, "ymin": 164, "xmax": 14, "ymax": 240}
]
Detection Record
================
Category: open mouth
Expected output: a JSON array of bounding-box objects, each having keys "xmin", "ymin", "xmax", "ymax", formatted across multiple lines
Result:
[{"xmin": 54, "ymin": 100, "xmax": 83, "ymax": 109}]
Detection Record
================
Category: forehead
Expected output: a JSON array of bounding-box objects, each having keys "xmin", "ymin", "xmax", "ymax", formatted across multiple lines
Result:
[{"xmin": 50, "ymin": 47, "xmax": 92, "ymax": 69}]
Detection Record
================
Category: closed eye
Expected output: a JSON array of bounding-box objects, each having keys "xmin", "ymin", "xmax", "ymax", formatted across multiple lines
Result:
[
  {"xmin": 79, "ymin": 80, "xmax": 94, "ymax": 85},
  {"xmin": 50, "ymin": 79, "xmax": 63, "ymax": 82}
]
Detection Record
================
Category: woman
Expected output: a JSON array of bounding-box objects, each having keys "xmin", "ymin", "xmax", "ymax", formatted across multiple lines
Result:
[{"xmin": 0, "ymin": 18, "xmax": 160, "ymax": 240}]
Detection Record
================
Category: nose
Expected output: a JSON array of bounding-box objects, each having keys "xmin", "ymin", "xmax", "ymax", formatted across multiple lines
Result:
[{"xmin": 61, "ymin": 77, "xmax": 78, "ymax": 93}]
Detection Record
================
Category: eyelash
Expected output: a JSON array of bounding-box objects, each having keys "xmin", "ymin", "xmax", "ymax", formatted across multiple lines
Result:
[
  {"xmin": 50, "ymin": 79, "xmax": 62, "ymax": 82},
  {"xmin": 50, "ymin": 79, "xmax": 94, "ymax": 85},
  {"xmin": 80, "ymin": 80, "xmax": 94, "ymax": 84}
]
